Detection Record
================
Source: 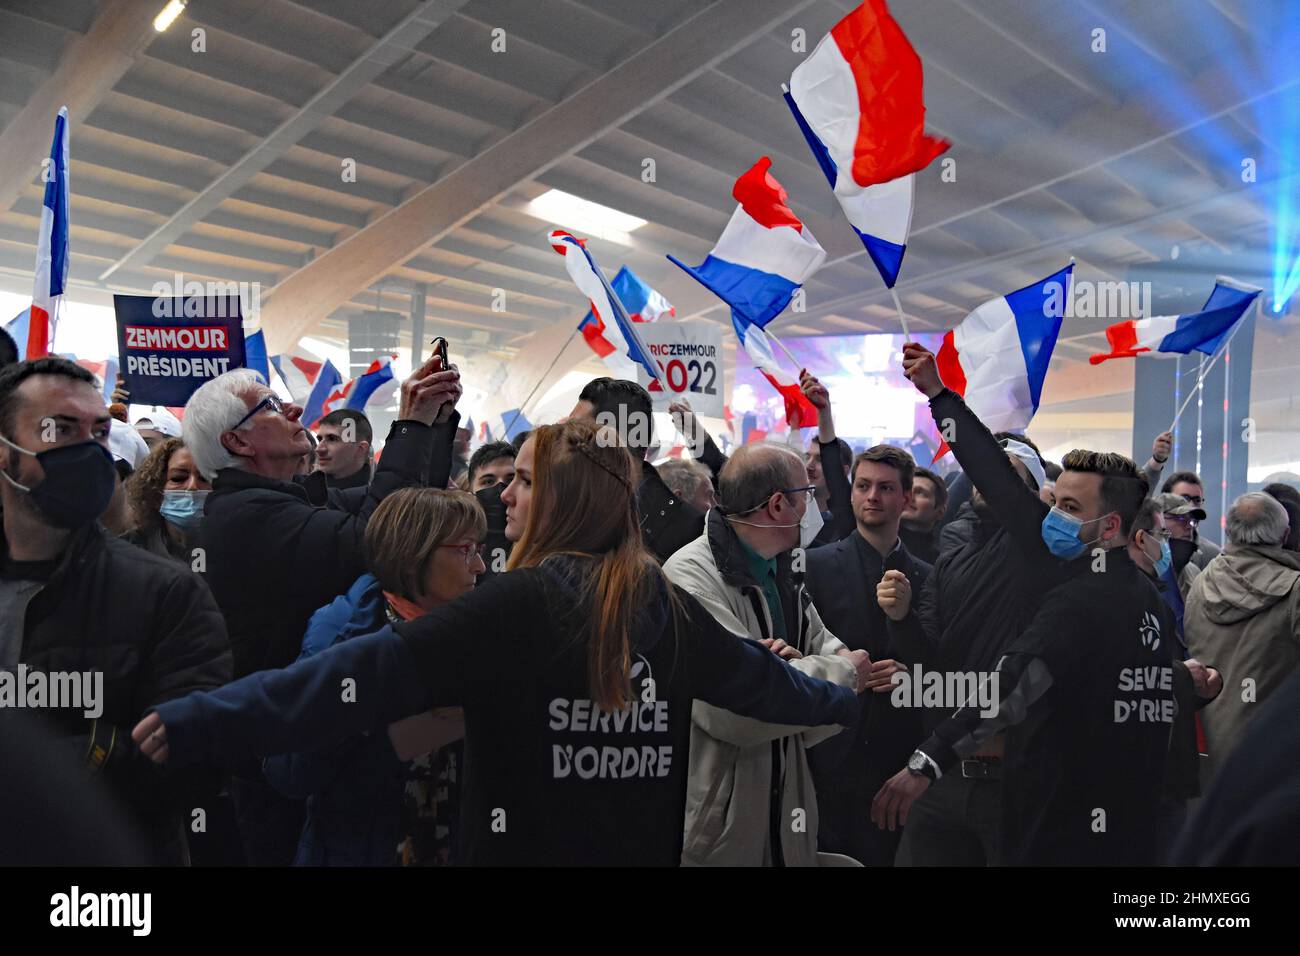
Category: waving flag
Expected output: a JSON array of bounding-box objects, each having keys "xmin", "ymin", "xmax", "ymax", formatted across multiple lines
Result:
[
  {"xmin": 271, "ymin": 347, "xmax": 325, "ymax": 404},
  {"xmin": 1088, "ymin": 278, "xmax": 1261, "ymax": 365},
  {"xmin": 27, "ymin": 107, "xmax": 71, "ymax": 359},
  {"xmin": 244, "ymin": 329, "xmax": 270, "ymax": 384},
  {"xmin": 578, "ymin": 265, "xmax": 674, "ymax": 361},
  {"xmin": 935, "ymin": 264, "xmax": 1073, "ymax": 456},
  {"xmin": 614, "ymin": 266, "xmax": 674, "ymax": 323},
  {"xmin": 346, "ymin": 355, "xmax": 396, "ymax": 410},
  {"xmin": 741, "ymin": 322, "xmax": 819, "ymax": 430},
  {"xmin": 302, "ymin": 358, "xmax": 342, "ymax": 427},
  {"xmin": 786, "ymin": 0, "xmax": 950, "ymax": 288},
  {"xmin": 668, "ymin": 157, "xmax": 825, "ymax": 331},
  {"xmin": 550, "ymin": 230, "xmax": 662, "ymax": 385}
]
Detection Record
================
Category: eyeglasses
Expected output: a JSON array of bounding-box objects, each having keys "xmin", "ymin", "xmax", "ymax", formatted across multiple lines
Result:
[
  {"xmin": 780, "ymin": 485, "xmax": 817, "ymax": 503},
  {"xmin": 439, "ymin": 542, "xmax": 487, "ymax": 566},
  {"xmin": 1148, "ymin": 528, "xmax": 1172, "ymax": 542},
  {"xmin": 231, "ymin": 394, "xmax": 287, "ymax": 432},
  {"xmin": 1182, "ymin": 494, "xmax": 1205, "ymax": 506}
]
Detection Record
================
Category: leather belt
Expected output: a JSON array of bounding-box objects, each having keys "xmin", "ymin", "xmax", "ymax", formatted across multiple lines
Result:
[{"xmin": 960, "ymin": 756, "xmax": 1002, "ymax": 780}]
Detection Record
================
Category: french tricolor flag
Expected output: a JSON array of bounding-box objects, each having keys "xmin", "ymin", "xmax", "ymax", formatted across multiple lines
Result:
[
  {"xmin": 27, "ymin": 106, "xmax": 70, "ymax": 359},
  {"xmin": 316, "ymin": 356, "xmax": 397, "ymax": 424},
  {"xmin": 302, "ymin": 358, "xmax": 343, "ymax": 428},
  {"xmin": 577, "ymin": 265, "xmax": 673, "ymax": 360},
  {"xmin": 742, "ymin": 321, "xmax": 818, "ymax": 429},
  {"xmin": 668, "ymin": 157, "xmax": 825, "ymax": 331},
  {"xmin": 785, "ymin": 0, "xmax": 949, "ymax": 288},
  {"xmin": 1088, "ymin": 277, "xmax": 1261, "ymax": 365},
  {"xmin": 271, "ymin": 347, "xmax": 326, "ymax": 405},
  {"xmin": 550, "ymin": 229, "xmax": 663, "ymax": 386},
  {"xmin": 345, "ymin": 355, "xmax": 397, "ymax": 411},
  {"xmin": 935, "ymin": 264, "xmax": 1073, "ymax": 453}
]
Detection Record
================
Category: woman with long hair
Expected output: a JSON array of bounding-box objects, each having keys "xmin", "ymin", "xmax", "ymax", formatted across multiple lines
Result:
[
  {"xmin": 262, "ymin": 488, "xmax": 485, "ymax": 866},
  {"xmin": 123, "ymin": 437, "xmax": 211, "ymax": 562},
  {"xmin": 134, "ymin": 419, "xmax": 857, "ymax": 865}
]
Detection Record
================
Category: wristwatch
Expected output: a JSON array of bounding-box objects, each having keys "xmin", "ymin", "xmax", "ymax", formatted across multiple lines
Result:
[{"xmin": 907, "ymin": 750, "xmax": 939, "ymax": 781}]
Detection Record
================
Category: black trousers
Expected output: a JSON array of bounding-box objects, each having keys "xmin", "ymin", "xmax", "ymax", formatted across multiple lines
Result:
[
  {"xmin": 816, "ymin": 772, "xmax": 902, "ymax": 866},
  {"xmin": 894, "ymin": 771, "xmax": 1001, "ymax": 866},
  {"xmin": 229, "ymin": 774, "xmax": 306, "ymax": 867}
]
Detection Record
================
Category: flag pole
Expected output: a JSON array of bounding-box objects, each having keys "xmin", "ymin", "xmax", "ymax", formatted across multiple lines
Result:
[
  {"xmin": 1167, "ymin": 315, "xmax": 1247, "ymax": 431},
  {"xmin": 889, "ymin": 287, "xmax": 912, "ymax": 341},
  {"xmin": 504, "ymin": 325, "xmax": 579, "ymax": 437},
  {"xmin": 766, "ymin": 326, "xmax": 804, "ymax": 374}
]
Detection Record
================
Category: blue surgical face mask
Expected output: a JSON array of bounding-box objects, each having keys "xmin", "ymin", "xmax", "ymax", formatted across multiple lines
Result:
[
  {"xmin": 160, "ymin": 489, "xmax": 209, "ymax": 532},
  {"xmin": 1040, "ymin": 506, "xmax": 1113, "ymax": 560},
  {"xmin": 1151, "ymin": 537, "xmax": 1173, "ymax": 578}
]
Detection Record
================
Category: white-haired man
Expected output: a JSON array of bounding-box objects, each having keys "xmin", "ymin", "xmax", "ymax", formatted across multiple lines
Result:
[
  {"xmin": 1186, "ymin": 491, "xmax": 1300, "ymax": 784},
  {"xmin": 183, "ymin": 355, "xmax": 460, "ymax": 865}
]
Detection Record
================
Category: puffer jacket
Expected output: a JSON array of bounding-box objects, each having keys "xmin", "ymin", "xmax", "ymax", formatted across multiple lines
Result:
[
  {"xmin": 1185, "ymin": 545, "xmax": 1300, "ymax": 782},
  {"xmin": 663, "ymin": 509, "xmax": 856, "ymax": 866}
]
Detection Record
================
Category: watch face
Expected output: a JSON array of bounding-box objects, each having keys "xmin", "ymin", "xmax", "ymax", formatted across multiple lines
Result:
[{"xmin": 907, "ymin": 752, "xmax": 926, "ymax": 773}]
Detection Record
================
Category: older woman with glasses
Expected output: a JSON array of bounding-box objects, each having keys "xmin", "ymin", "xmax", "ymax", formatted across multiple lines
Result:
[{"xmin": 262, "ymin": 487, "xmax": 486, "ymax": 866}]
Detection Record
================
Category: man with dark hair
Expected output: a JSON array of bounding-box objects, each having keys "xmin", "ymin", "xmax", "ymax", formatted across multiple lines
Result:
[
  {"xmin": 872, "ymin": 343, "xmax": 1177, "ymax": 866},
  {"xmin": 805, "ymin": 442, "xmax": 931, "ymax": 865},
  {"xmin": 569, "ymin": 377, "xmax": 702, "ymax": 562},
  {"xmin": 900, "ymin": 466, "xmax": 948, "ymax": 563},
  {"xmin": 314, "ymin": 408, "xmax": 373, "ymax": 490},
  {"xmin": 467, "ymin": 440, "xmax": 516, "ymax": 491},
  {"xmin": 0, "ymin": 357, "xmax": 231, "ymax": 864},
  {"xmin": 1160, "ymin": 469, "xmax": 1220, "ymax": 568},
  {"xmin": 0, "ymin": 327, "xmax": 19, "ymax": 368},
  {"xmin": 1127, "ymin": 498, "xmax": 1223, "ymax": 857},
  {"xmin": 1262, "ymin": 482, "xmax": 1300, "ymax": 552}
]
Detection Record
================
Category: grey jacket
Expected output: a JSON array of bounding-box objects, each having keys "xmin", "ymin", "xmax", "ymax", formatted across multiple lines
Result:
[{"xmin": 1186, "ymin": 546, "xmax": 1300, "ymax": 782}]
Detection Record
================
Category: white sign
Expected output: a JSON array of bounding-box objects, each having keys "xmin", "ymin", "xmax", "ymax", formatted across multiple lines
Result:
[{"xmin": 635, "ymin": 320, "xmax": 724, "ymax": 418}]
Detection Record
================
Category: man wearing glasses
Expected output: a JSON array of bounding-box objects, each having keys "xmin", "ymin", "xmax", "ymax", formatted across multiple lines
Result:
[
  {"xmin": 1158, "ymin": 469, "xmax": 1222, "ymax": 570},
  {"xmin": 182, "ymin": 356, "xmax": 461, "ymax": 866},
  {"xmin": 804, "ymin": 443, "xmax": 933, "ymax": 866},
  {"xmin": 664, "ymin": 442, "xmax": 872, "ymax": 866},
  {"xmin": 1153, "ymin": 492, "xmax": 1210, "ymax": 598}
]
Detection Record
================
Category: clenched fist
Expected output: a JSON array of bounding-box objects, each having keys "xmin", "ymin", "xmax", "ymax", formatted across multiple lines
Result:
[{"xmin": 877, "ymin": 569, "xmax": 913, "ymax": 621}]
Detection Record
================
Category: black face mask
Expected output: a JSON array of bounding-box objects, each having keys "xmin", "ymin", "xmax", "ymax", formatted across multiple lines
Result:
[
  {"xmin": 1169, "ymin": 536, "xmax": 1198, "ymax": 575},
  {"xmin": 0, "ymin": 435, "xmax": 117, "ymax": 530},
  {"xmin": 475, "ymin": 482, "xmax": 508, "ymax": 536}
]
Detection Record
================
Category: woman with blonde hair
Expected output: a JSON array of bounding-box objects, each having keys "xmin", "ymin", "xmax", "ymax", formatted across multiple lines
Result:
[{"xmin": 135, "ymin": 419, "xmax": 857, "ymax": 866}]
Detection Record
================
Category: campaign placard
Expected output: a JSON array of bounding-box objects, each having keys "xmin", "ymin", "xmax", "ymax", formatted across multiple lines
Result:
[
  {"xmin": 115, "ymin": 295, "xmax": 246, "ymax": 406},
  {"xmin": 634, "ymin": 320, "xmax": 724, "ymax": 419}
]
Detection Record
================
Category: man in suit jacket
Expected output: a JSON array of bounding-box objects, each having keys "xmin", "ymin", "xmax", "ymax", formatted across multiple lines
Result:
[{"xmin": 806, "ymin": 444, "xmax": 932, "ymax": 866}]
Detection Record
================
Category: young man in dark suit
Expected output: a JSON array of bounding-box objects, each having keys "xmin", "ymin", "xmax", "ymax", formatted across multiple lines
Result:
[{"xmin": 805, "ymin": 443, "xmax": 932, "ymax": 865}]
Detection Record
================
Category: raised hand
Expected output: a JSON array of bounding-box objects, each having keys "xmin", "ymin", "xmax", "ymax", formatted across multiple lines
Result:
[{"xmin": 901, "ymin": 343, "xmax": 945, "ymax": 399}]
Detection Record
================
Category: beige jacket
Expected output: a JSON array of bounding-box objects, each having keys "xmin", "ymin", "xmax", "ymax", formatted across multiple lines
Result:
[
  {"xmin": 1185, "ymin": 545, "xmax": 1300, "ymax": 782},
  {"xmin": 664, "ymin": 529, "xmax": 856, "ymax": 867}
]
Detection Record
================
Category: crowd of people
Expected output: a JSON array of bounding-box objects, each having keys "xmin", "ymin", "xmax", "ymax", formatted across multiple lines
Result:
[{"xmin": 1, "ymin": 324, "xmax": 1297, "ymax": 866}]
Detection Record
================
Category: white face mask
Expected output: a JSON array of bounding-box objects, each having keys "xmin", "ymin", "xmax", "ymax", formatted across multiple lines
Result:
[
  {"xmin": 728, "ymin": 491, "xmax": 823, "ymax": 549},
  {"xmin": 798, "ymin": 500, "xmax": 824, "ymax": 548}
]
